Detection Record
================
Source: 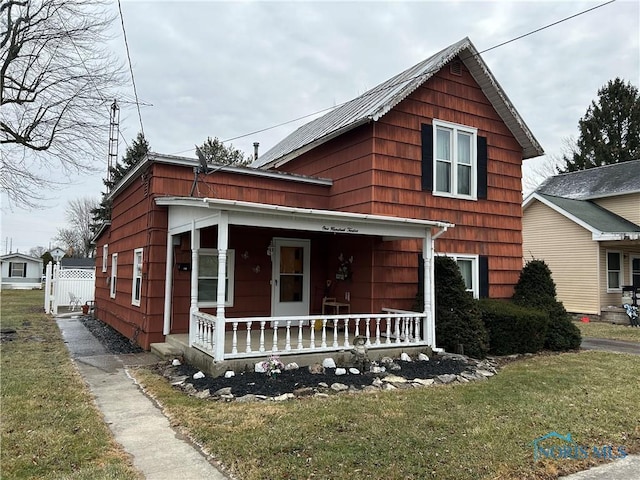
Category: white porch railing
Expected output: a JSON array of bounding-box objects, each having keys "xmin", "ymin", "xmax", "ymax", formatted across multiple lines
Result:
[{"xmin": 191, "ymin": 310, "xmax": 430, "ymax": 361}]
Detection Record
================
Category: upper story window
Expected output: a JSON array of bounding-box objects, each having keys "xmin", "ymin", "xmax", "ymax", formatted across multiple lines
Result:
[
  {"xmin": 607, "ymin": 251, "xmax": 621, "ymax": 291},
  {"xmin": 9, "ymin": 262, "xmax": 26, "ymax": 278},
  {"xmin": 198, "ymin": 249, "xmax": 235, "ymax": 307},
  {"xmin": 422, "ymin": 120, "xmax": 487, "ymax": 200},
  {"xmin": 132, "ymin": 248, "xmax": 143, "ymax": 306}
]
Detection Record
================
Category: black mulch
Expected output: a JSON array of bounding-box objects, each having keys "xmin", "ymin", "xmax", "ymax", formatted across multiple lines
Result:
[
  {"xmin": 79, "ymin": 316, "xmax": 143, "ymax": 354},
  {"xmin": 168, "ymin": 358, "xmax": 469, "ymax": 398}
]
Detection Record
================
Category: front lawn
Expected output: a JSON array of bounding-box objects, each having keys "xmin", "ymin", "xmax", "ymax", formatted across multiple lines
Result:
[
  {"xmin": 1, "ymin": 290, "xmax": 140, "ymax": 480},
  {"xmin": 135, "ymin": 351, "xmax": 640, "ymax": 480},
  {"xmin": 574, "ymin": 320, "xmax": 640, "ymax": 343}
]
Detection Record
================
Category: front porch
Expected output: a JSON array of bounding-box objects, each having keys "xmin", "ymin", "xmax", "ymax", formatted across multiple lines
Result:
[{"xmin": 153, "ymin": 309, "xmax": 436, "ymax": 376}]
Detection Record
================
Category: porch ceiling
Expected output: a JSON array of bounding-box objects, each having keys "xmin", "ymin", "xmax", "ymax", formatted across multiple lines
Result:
[{"xmin": 156, "ymin": 196, "xmax": 454, "ymax": 239}]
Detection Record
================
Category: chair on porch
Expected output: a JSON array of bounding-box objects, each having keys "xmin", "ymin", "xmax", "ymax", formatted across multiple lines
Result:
[{"xmin": 322, "ymin": 297, "xmax": 350, "ymax": 315}]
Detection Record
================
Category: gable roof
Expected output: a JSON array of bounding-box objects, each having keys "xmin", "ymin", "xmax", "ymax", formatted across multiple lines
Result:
[
  {"xmin": 536, "ymin": 159, "xmax": 640, "ymax": 200},
  {"xmin": 253, "ymin": 37, "xmax": 543, "ymax": 169},
  {"xmin": 536, "ymin": 193, "xmax": 640, "ymax": 236},
  {"xmin": 0, "ymin": 253, "xmax": 43, "ymax": 263}
]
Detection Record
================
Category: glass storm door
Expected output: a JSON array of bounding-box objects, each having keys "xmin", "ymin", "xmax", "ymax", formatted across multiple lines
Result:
[{"xmin": 271, "ymin": 238, "xmax": 310, "ymax": 317}]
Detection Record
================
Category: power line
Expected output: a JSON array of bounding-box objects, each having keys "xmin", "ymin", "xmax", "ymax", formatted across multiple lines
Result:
[
  {"xmin": 117, "ymin": 0, "xmax": 145, "ymax": 139},
  {"xmin": 169, "ymin": 0, "xmax": 616, "ymax": 155}
]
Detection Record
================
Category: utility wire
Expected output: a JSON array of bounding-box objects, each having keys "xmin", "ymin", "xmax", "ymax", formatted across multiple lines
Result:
[
  {"xmin": 118, "ymin": 0, "xmax": 145, "ymax": 139},
  {"xmin": 168, "ymin": 0, "xmax": 616, "ymax": 155}
]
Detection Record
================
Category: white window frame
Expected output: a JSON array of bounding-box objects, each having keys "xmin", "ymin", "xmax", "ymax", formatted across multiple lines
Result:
[
  {"xmin": 110, "ymin": 253, "xmax": 118, "ymax": 298},
  {"xmin": 132, "ymin": 248, "xmax": 143, "ymax": 306},
  {"xmin": 433, "ymin": 119, "xmax": 477, "ymax": 200},
  {"xmin": 197, "ymin": 249, "xmax": 235, "ymax": 307},
  {"xmin": 436, "ymin": 253, "xmax": 479, "ymax": 298},
  {"xmin": 606, "ymin": 250, "xmax": 622, "ymax": 292},
  {"xmin": 9, "ymin": 262, "xmax": 26, "ymax": 278},
  {"xmin": 102, "ymin": 244, "xmax": 108, "ymax": 272}
]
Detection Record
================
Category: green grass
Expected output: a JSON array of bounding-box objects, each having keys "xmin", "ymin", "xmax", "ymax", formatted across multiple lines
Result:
[
  {"xmin": 575, "ymin": 320, "xmax": 640, "ymax": 343},
  {"xmin": 1, "ymin": 290, "xmax": 140, "ymax": 480},
  {"xmin": 135, "ymin": 350, "xmax": 640, "ymax": 480}
]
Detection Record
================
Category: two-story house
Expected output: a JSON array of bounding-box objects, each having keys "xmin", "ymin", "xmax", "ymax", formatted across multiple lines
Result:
[
  {"xmin": 93, "ymin": 37, "xmax": 543, "ymax": 365},
  {"xmin": 523, "ymin": 160, "xmax": 640, "ymax": 319}
]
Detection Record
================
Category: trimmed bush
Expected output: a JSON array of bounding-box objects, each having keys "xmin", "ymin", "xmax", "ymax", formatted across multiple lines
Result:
[
  {"xmin": 478, "ymin": 299, "xmax": 548, "ymax": 355},
  {"xmin": 435, "ymin": 256, "xmax": 489, "ymax": 359},
  {"xmin": 513, "ymin": 260, "xmax": 581, "ymax": 351}
]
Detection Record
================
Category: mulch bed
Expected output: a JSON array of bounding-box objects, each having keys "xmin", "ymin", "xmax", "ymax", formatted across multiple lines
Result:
[
  {"xmin": 79, "ymin": 316, "xmax": 143, "ymax": 354},
  {"xmin": 163, "ymin": 357, "xmax": 470, "ymax": 398}
]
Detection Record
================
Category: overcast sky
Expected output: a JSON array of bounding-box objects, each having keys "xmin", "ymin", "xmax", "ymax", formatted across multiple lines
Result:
[{"xmin": 2, "ymin": 0, "xmax": 639, "ymax": 255}]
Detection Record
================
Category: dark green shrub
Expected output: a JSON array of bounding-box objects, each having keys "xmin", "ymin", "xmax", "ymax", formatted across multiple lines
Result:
[
  {"xmin": 513, "ymin": 260, "xmax": 581, "ymax": 351},
  {"xmin": 478, "ymin": 299, "xmax": 548, "ymax": 355},
  {"xmin": 435, "ymin": 256, "xmax": 489, "ymax": 359}
]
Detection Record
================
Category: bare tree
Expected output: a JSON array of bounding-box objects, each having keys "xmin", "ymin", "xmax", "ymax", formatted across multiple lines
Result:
[
  {"xmin": 28, "ymin": 245, "xmax": 46, "ymax": 257},
  {"xmin": 55, "ymin": 196, "xmax": 98, "ymax": 257},
  {"xmin": 522, "ymin": 137, "xmax": 577, "ymax": 195},
  {"xmin": 1, "ymin": 0, "xmax": 123, "ymax": 208}
]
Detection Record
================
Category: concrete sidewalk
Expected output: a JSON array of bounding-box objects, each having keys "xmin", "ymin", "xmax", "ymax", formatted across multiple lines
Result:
[{"xmin": 56, "ymin": 316, "xmax": 228, "ymax": 480}]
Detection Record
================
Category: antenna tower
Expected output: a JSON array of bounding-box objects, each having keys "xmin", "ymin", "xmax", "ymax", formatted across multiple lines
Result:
[{"xmin": 107, "ymin": 99, "xmax": 120, "ymax": 190}]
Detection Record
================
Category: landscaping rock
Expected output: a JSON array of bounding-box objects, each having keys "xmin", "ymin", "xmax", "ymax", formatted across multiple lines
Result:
[
  {"xmin": 349, "ymin": 368, "xmax": 360, "ymax": 375},
  {"xmin": 193, "ymin": 371, "xmax": 205, "ymax": 379},
  {"xmin": 272, "ymin": 393, "xmax": 294, "ymax": 401},
  {"xmin": 170, "ymin": 375, "xmax": 188, "ymax": 385},
  {"xmin": 411, "ymin": 378, "xmax": 435, "ymax": 387},
  {"xmin": 308, "ymin": 363, "xmax": 325, "ymax": 374},
  {"xmin": 224, "ymin": 370, "xmax": 235, "ymax": 378},
  {"xmin": 255, "ymin": 362, "xmax": 267, "ymax": 373},
  {"xmin": 214, "ymin": 386, "xmax": 232, "ymax": 396},
  {"xmin": 383, "ymin": 374, "xmax": 408, "ymax": 384},
  {"xmin": 400, "ymin": 352, "xmax": 412, "ymax": 362},
  {"xmin": 236, "ymin": 394, "xmax": 258, "ymax": 403},
  {"xmin": 372, "ymin": 378, "xmax": 383, "ymax": 388},
  {"xmin": 335, "ymin": 368, "xmax": 347, "ymax": 376},
  {"xmin": 418, "ymin": 353, "xmax": 430, "ymax": 361},
  {"xmin": 436, "ymin": 374, "xmax": 457, "ymax": 384},
  {"xmin": 285, "ymin": 362, "xmax": 299, "ymax": 371},
  {"xmin": 293, "ymin": 387, "xmax": 315, "ymax": 397},
  {"xmin": 195, "ymin": 389, "xmax": 210, "ymax": 399},
  {"xmin": 318, "ymin": 382, "xmax": 329, "ymax": 388},
  {"xmin": 172, "ymin": 358, "xmax": 182, "ymax": 366},
  {"xmin": 322, "ymin": 358, "xmax": 337, "ymax": 369},
  {"xmin": 331, "ymin": 383, "xmax": 349, "ymax": 392},
  {"xmin": 476, "ymin": 369, "xmax": 495, "ymax": 377},
  {"xmin": 383, "ymin": 383, "xmax": 397, "ymax": 390}
]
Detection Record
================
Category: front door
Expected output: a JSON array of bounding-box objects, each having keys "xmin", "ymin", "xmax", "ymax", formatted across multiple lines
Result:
[{"xmin": 271, "ymin": 238, "xmax": 310, "ymax": 317}]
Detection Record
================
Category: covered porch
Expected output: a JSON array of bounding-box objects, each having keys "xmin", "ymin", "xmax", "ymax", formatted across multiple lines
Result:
[{"xmin": 156, "ymin": 196, "xmax": 453, "ymax": 363}]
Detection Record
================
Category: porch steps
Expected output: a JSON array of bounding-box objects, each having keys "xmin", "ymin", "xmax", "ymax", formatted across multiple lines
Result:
[{"xmin": 150, "ymin": 342, "xmax": 182, "ymax": 360}]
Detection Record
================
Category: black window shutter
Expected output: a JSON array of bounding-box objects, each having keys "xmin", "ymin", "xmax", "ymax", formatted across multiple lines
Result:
[
  {"xmin": 477, "ymin": 136, "xmax": 488, "ymax": 199},
  {"xmin": 421, "ymin": 124, "xmax": 433, "ymax": 191},
  {"xmin": 417, "ymin": 253, "xmax": 425, "ymax": 310},
  {"xmin": 479, "ymin": 255, "xmax": 489, "ymax": 298},
  {"xmin": 8, "ymin": 262, "xmax": 12, "ymax": 277}
]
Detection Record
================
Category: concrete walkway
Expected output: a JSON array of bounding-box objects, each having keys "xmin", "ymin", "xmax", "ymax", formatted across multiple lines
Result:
[{"xmin": 56, "ymin": 316, "xmax": 228, "ymax": 480}]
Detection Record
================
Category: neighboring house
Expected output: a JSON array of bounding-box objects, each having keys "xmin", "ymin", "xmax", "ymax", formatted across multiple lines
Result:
[
  {"xmin": 0, "ymin": 253, "xmax": 43, "ymax": 290},
  {"xmin": 523, "ymin": 160, "xmax": 640, "ymax": 317},
  {"xmin": 60, "ymin": 258, "xmax": 96, "ymax": 270},
  {"xmin": 93, "ymin": 37, "xmax": 542, "ymax": 362},
  {"xmin": 49, "ymin": 247, "xmax": 66, "ymax": 262}
]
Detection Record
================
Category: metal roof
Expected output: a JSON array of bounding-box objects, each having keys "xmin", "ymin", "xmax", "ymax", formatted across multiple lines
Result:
[
  {"xmin": 537, "ymin": 193, "xmax": 640, "ymax": 235},
  {"xmin": 537, "ymin": 159, "xmax": 640, "ymax": 200},
  {"xmin": 254, "ymin": 37, "xmax": 543, "ymax": 169}
]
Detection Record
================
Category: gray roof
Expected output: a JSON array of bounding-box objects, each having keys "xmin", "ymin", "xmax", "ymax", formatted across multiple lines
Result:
[
  {"xmin": 538, "ymin": 193, "xmax": 640, "ymax": 234},
  {"xmin": 254, "ymin": 37, "xmax": 543, "ymax": 169},
  {"xmin": 537, "ymin": 159, "xmax": 640, "ymax": 200},
  {"xmin": 60, "ymin": 258, "xmax": 96, "ymax": 269}
]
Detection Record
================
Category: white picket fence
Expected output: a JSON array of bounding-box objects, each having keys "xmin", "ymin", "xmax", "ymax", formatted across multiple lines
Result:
[{"xmin": 44, "ymin": 262, "xmax": 96, "ymax": 315}]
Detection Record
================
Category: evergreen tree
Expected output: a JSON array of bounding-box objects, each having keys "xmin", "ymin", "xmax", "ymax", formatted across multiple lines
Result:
[
  {"xmin": 512, "ymin": 260, "xmax": 581, "ymax": 351},
  {"xmin": 90, "ymin": 132, "xmax": 149, "ymax": 232},
  {"xmin": 434, "ymin": 256, "xmax": 489, "ymax": 358},
  {"xmin": 197, "ymin": 137, "xmax": 250, "ymax": 166},
  {"xmin": 561, "ymin": 78, "xmax": 640, "ymax": 172}
]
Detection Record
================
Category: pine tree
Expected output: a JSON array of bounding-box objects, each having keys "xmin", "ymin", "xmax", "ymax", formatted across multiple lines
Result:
[
  {"xmin": 561, "ymin": 78, "xmax": 640, "ymax": 172},
  {"xmin": 197, "ymin": 137, "xmax": 250, "ymax": 166}
]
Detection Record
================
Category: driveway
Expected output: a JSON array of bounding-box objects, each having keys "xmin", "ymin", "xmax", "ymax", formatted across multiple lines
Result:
[{"xmin": 581, "ymin": 336, "xmax": 640, "ymax": 355}]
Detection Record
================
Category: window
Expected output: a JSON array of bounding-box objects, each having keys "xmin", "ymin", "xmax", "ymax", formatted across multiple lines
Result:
[
  {"xmin": 110, "ymin": 253, "xmax": 118, "ymax": 298},
  {"xmin": 607, "ymin": 251, "xmax": 621, "ymax": 291},
  {"xmin": 102, "ymin": 244, "xmax": 108, "ymax": 272},
  {"xmin": 421, "ymin": 121, "xmax": 487, "ymax": 199},
  {"xmin": 435, "ymin": 253, "xmax": 482, "ymax": 298},
  {"xmin": 198, "ymin": 249, "xmax": 235, "ymax": 307},
  {"xmin": 434, "ymin": 120, "xmax": 476, "ymax": 197},
  {"xmin": 9, "ymin": 262, "xmax": 26, "ymax": 278},
  {"xmin": 132, "ymin": 248, "xmax": 143, "ymax": 306}
]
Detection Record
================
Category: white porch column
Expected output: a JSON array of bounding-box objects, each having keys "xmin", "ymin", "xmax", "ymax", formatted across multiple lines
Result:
[
  {"xmin": 163, "ymin": 232, "xmax": 174, "ymax": 335},
  {"xmin": 422, "ymin": 234, "xmax": 435, "ymax": 347},
  {"xmin": 189, "ymin": 223, "xmax": 200, "ymax": 347},
  {"xmin": 44, "ymin": 261, "xmax": 52, "ymax": 314},
  {"xmin": 214, "ymin": 212, "xmax": 229, "ymax": 361}
]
